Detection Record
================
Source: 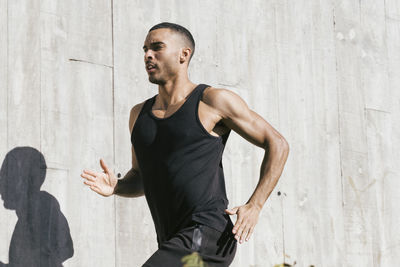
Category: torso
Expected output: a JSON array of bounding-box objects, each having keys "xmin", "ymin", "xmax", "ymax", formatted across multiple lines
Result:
[{"xmin": 130, "ymin": 83, "xmax": 232, "ymax": 242}]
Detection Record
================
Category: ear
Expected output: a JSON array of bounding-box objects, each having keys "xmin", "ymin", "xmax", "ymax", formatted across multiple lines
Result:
[{"xmin": 180, "ymin": 47, "xmax": 191, "ymax": 63}]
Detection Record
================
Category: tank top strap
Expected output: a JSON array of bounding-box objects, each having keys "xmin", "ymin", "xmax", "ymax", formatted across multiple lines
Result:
[
  {"xmin": 180, "ymin": 83, "xmax": 211, "ymax": 116},
  {"xmin": 192, "ymin": 83, "xmax": 211, "ymax": 104},
  {"xmin": 140, "ymin": 95, "xmax": 157, "ymax": 115}
]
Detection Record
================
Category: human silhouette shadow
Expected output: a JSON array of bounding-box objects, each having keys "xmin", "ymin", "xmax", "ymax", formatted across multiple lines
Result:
[{"xmin": 0, "ymin": 147, "xmax": 73, "ymax": 266}]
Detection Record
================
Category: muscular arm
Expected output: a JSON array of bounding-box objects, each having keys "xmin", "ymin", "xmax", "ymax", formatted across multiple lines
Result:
[
  {"xmin": 113, "ymin": 103, "xmax": 145, "ymax": 198},
  {"xmin": 204, "ymin": 87, "xmax": 289, "ymax": 209},
  {"xmin": 203, "ymin": 87, "xmax": 289, "ymax": 243}
]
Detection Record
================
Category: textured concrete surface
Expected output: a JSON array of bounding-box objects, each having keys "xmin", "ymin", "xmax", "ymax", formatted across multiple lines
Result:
[{"xmin": 0, "ymin": 0, "xmax": 399, "ymax": 266}]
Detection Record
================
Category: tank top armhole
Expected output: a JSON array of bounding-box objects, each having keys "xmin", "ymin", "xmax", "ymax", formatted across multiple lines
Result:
[
  {"xmin": 195, "ymin": 85, "xmax": 222, "ymax": 140},
  {"xmin": 131, "ymin": 96, "xmax": 156, "ymax": 137}
]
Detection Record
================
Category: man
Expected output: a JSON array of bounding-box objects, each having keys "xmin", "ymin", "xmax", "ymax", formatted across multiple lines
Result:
[{"xmin": 81, "ymin": 22, "xmax": 289, "ymax": 266}]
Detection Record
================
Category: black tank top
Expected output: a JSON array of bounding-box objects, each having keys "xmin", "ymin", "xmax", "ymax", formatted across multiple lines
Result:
[{"xmin": 131, "ymin": 83, "xmax": 231, "ymax": 246}]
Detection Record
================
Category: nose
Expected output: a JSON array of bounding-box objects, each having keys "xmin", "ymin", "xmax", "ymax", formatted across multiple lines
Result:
[{"xmin": 144, "ymin": 50, "xmax": 154, "ymax": 61}]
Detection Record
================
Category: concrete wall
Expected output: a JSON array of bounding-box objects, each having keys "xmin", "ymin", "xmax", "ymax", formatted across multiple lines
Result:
[{"xmin": 0, "ymin": 0, "xmax": 399, "ymax": 266}]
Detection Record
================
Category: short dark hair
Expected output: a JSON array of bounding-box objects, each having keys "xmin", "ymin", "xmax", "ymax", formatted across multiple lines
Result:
[{"xmin": 149, "ymin": 22, "xmax": 195, "ymax": 63}]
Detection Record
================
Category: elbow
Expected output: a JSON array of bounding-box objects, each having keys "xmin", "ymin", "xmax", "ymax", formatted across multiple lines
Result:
[
  {"xmin": 279, "ymin": 137, "xmax": 290, "ymax": 159},
  {"xmin": 266, "ymin": 136, "xmax": 289, "ymax": 154},
  {"xmin": 280, "ymin": 137, "xmax": 289, "ymax": 152}
]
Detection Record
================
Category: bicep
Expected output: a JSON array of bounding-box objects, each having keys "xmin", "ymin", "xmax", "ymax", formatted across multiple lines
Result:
[{"xmin": 215, "ymin": 89, "xmax": 287, "ymax": 148}]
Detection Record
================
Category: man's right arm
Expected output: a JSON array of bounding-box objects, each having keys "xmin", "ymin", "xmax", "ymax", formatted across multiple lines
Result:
[
  {"xmin": 113, "ymin": 102, "xmax": 145, "ymax": 198},
  {"xmin": 113, "ymin": 165, "xmax": 143, "ymax": 197}
]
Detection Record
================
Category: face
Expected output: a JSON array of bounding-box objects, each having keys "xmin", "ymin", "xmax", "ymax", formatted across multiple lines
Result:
[{"xmin": 143, "ymin": 28, "xmax": 189, "ymax": 84}]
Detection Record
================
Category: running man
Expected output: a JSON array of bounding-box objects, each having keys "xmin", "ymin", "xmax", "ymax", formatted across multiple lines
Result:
[{"xmin": 81, "ymin": 22, "xmax": 289, "ymax": 266}]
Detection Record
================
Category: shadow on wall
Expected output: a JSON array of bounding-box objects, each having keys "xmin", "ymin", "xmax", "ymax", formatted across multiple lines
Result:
[{"xmin": 0, "ymin": 147, "xmax": 74, "ymax": 266}]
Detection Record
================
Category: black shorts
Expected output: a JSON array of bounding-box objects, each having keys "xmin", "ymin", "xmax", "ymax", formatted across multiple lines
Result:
[{"xmin": 142, "ymin": 219, "xmax": 238, "ymax": 267}]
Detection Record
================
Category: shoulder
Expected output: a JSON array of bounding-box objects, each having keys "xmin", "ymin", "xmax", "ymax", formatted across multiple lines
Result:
[
  {"xmin": 129, "ymin": 100, "xmax": 146, "ymax": 133},
  {"xmin": 130, "ymin": 101, "xmax": 146, "ymax": 117},
  {"xmin": 202, "ymin": 86, "xmax": 250, "ymax": 119},
  {"xmin": 202, "ymin": 86, "xmax": 236, "ymax": 101}
]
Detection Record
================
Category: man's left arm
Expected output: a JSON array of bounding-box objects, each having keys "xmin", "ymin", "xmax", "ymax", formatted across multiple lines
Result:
[{"xmin": 205, "ymin": 88, "xmax": 290, "ymax": 244}]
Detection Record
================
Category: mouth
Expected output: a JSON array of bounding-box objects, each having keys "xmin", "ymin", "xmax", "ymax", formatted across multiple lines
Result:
[{"xmin": 146, "ymin": 63, "xmax": 157, "ymax": 73}]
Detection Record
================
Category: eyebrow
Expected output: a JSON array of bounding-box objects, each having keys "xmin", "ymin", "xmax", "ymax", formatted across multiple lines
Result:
[{"xmin": 143, "ymin": 42, "xmax": 165, "ymax": 50}]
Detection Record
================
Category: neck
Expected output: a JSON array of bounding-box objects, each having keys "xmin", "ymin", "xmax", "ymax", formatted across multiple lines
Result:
[{"xmin": 156, "ymin": 74, "xmax": 196, "ymax": 108}]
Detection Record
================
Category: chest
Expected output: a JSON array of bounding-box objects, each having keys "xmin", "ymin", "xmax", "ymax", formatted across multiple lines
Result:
[{"xmin": 151, "ymin": 100, "xmax": 226, "ymax": 138}]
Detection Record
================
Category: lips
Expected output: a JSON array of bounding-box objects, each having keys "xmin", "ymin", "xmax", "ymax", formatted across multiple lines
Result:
[
  {"xmin": 147, "ymin": 67, "xmax": 156, "ymax": 73},
  {"xmin": 146, "ymin": 62, "xmax": 157, "ymax": 73}
]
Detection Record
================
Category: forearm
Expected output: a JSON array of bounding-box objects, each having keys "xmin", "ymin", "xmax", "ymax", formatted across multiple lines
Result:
[
  {"xmin": 247, "ymin": 138, "xmax": 289, "ymax": 209},
  {"xmin": 113, "ymin": 168, "xmax": 145, "ymax": 198}
]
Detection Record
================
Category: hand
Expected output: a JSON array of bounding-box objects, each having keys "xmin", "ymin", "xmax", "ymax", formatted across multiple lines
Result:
[
  {"xmin": 225, "ymin": 202, "xmax": 261, "ymax": 244},
  {"xmin": 81, "ymin": 158, "xmax": 118, "ymax": 197}
]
